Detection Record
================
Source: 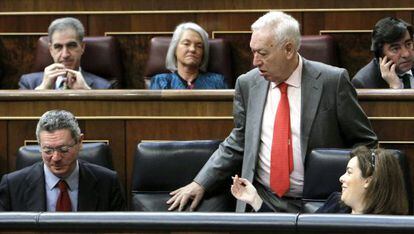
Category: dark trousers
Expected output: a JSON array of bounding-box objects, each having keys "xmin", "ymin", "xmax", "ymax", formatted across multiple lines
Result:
[{"xmin": 254, "ymin": 181, "xmax": 301, "ymax": 213}]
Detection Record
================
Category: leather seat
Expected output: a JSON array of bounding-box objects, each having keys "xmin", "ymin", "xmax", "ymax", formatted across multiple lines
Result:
[
  {"xmin": 302, "ymin": 148, "xmax": 412, "ymax": 214},
  {"xmin": 16, "ymin": 142, "xmax": 114, "ymax": 170},
  {"xmin": 299, "ymin": 35, "xmax": 338, "ymax": 66},
  {"xmin": 131, "ymin": 140, "xmax": 236, "ymax": 211},
  {"xmin": 144, "ymin": 37, "xmax": 233, "ymax": 88},
  {"xmin": 31, "ymin": 36, "xmax": 124, "ymax": 88}
]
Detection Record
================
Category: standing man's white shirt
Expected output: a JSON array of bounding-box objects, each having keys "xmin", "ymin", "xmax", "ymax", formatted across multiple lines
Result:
[{"xmin": 256, "ymin": 55, "xmax": 303, "ymax": 198}]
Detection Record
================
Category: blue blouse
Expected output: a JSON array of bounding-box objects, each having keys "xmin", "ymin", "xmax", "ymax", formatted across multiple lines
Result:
[{"xmin": 150, "ymin": 72, "xmax": 228, "ymax": 89}]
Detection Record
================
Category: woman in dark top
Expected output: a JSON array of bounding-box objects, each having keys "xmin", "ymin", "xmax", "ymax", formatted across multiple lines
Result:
[{"xmin": 231, "ymin": 146, "xmax": 408, "ymax": 215}]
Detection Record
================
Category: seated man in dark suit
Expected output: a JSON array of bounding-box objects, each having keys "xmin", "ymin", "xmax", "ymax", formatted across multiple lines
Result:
[
  {"xmin": 0, "ymin": 110, "xmax": 126, "ymax": 211},
  {"xmin": 19, "ymin": 17, "xmax": 111, "ymax": 90},
  {"xmin": 352, "ymin": 17, "xmax": 414, "ymax": 89}
]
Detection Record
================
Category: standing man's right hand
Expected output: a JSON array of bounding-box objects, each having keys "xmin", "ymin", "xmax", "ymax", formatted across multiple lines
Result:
[
  {"xmin": 35, "ymin": 63, "xmax": 67, "ymax": 90},
  {"xmin": 167, "ymin": 181, "xmax": 205, "ymax": 211},
  {"xmin": 231, "ymin": 175, "xmax": 263, "ymax": 211},
  {"xmin": 379, "ymin": 56, "xmax": 402, "ymax": 89}
]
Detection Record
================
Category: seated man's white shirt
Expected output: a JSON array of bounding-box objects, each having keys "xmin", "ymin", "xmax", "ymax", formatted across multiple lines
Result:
[{"xmin": 54, "ymin": 67, "xmax": 82, "ymax": 89}]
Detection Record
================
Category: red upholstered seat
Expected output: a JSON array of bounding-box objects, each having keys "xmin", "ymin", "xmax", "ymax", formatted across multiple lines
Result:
[{"xmin": 299, "ymin": 35, "xmax": 339, "ymax": 66}]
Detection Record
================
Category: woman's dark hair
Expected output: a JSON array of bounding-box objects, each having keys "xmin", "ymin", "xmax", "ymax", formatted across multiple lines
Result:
[{"xmin": 350, "ymin": 146, "xmax": 408, "ymax": 215}]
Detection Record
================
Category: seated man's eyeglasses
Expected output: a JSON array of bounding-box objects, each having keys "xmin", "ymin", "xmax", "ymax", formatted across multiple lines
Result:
[{"xmin": 40, "ymin": 142, "xmax": 77, "ymax": 155}]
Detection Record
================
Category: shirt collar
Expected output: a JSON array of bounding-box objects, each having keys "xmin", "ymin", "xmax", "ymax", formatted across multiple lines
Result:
[
  {"xmin": 44, "ymin": 160, "xmax": 79, "ymax": 191},
  {"xmin": 399, "ymin": 69, "xmax": 413, "ymax": 77},
  {"xmin": 271, "ymin": 54, "xmax": 302, "ymax": 89}
]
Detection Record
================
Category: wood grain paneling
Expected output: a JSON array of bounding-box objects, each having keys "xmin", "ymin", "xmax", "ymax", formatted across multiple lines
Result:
[
  {"xmin": 83, "ymin": 120, "xmax": 126, "ymax": 187},
  {"xmin": 321, "ymin": 31, "xmax": 372, "ymax": 77},
  {"xmin": 0, "ymin": 90, "xmax": 413, "ymax": 209},
  {"xmin": 0, "ymin": 15, "xmax": 88, "ymax": 33},
  {"xmin": 0, "ymin": 122, "xmax": 7, "ymax": 176},
  {"xmin": 1, "ymin": 0, "xmax": 413, "ymax": 11},
  {"xmin": 0, "ymin": 35, "xmax": 42, "ymax": 89},
  {"xmin": 0, "ymin": 9, "xmax": 413, "ymax": 88},
  {"xmin": 213, "ymin": 32, "xmax": 253, "ymax": 79},
  {"xmin": 7, "ymin": 120, "xmax": 38, "ymax": 172},
  {"xmin": 108, "ymin": 33, "xmax": 171, "ymax": 89}
]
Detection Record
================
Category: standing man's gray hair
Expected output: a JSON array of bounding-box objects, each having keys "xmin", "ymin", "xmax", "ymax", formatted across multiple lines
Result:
[
  {"xmin": 48, "ymin": 17, "xmax": 85, "ymax": 43},
  {"xmin": 251, "ymin": 11, "xmax": 301, "ymax": 50},
  {"xmin": 36, "ymin": 110, "xmax": 81, "ymax": 144},
  {"xmin": 165, "ymin": 22, "xmax": 210, "ymax": 72}
]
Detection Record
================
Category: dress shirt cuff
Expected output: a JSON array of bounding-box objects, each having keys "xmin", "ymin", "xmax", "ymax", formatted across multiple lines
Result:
[{"xmin": 252, "ymin": 194, "xmax": 263, "ymax": 212}]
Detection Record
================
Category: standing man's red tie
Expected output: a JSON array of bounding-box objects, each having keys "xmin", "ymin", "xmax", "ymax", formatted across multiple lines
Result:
[{"xmin": 270, "ymin": 82, "xmax": 293, "ymax": 197}]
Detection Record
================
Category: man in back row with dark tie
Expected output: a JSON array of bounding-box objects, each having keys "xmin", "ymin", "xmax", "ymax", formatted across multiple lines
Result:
[
  {"xmin": 0, "ymin": 110, "xmax": 126, "ymax": 211},
  {"xmin": 167, "ymin": 11, "xmax": 377, "ymax": 213},
  {"xmin": 352, "ymin": 17, "xmax": 414, "ymax": 89}
]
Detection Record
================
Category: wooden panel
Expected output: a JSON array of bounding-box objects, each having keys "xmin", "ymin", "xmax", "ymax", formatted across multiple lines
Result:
[
  {"xmin": 0, "ymin": 90, "xmax": 413, "ymax": 209},
  {"xmin": 323, "ymin": 12, "xmax": 402, "ymax": 30},
  {"xmin": 0, "ymin": 10, "xmax": 413, "ymax": 88},
  {"xmin": 7, "ymin": 120, "xmax": 38, "ymax": 172},
  {"xmin": 110, "ymin": 33, "xmax": 171, "ymax": 89},
  {"xmin": 83, "ymin": 120, "xmax": 126, "ymax": 188},
  {"xmin": 360, "ymin": 100, "xmax": 414, "ymax": 117},
  {"xmin": 213, "ymin": 32, "xmax": 253, "ymax": 79},
  {"xmin": 321, "ymin": 31, "xmax": 372, "ymax": 77},
  {"xmin": 0, "ymin": 121, "xmax": 6, "ymax": 176},
  {"xmin": 302, "ymin": 12, "xmax": 325, "ymax": 35},
  {"xmin": 0, "ymin": 15, "xmax": 88, "ymax": 33},
  {"xmin": 371, "ymin": 120, "xmax": 414, "ymax": 141},
  {"xmin": 0, "ymin": 35, "xmax": 42, "ymax": 89},
  {"xmin": 1, "ymin": 0, "xmax": 414, "ymax": 11}
]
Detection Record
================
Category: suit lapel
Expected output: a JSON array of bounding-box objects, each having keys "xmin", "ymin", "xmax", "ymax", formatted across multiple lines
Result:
[
  {"xmin": 237, "ymin": 73, "xmax": 269, "ymax": 212},
  {"xmin": 300, "ymin": 59, "xmax": 323, "ymax": 161},
  {"xmin": 245, "ymin": 75, "xmax": 269, "ymax": 182},
  {"xmin": 23, "ymin": 163, "xmax": 47, "ymax": 211},
  {"xmin": 82, "ymin": 71, "xmax": 94, "ymax": 87},
  {"xmin": 78, "ymin": 162, "xmax": 98, "ymax": 211}
]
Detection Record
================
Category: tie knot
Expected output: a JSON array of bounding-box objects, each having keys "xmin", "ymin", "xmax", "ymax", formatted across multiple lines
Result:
[
  {"xmin": 401, "ymin": 73, "xmax": 412, "ymax": 79},
  {"xmin": 58, "ymin": 180, "xmax": 68, "ymax": 192},
  {"xmin": 278, "ymin": 82, "xmax": 288, "ymax": 94}
]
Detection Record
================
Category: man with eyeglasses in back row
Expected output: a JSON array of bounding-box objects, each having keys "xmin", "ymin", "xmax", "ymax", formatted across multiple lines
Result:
[
  {"xmin": 0, "ymin": 110, "xmax": 126, "ymax": 211},
  {"xmin": 352, "ymin": 17, "xmax": 414, "ymax": 89}
]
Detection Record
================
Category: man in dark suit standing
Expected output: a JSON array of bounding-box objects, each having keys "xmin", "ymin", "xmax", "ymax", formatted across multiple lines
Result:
[
  {"xmin": 0, "ymin": 110, "xmax": 126, "ymax": 211},
  {"xmin": 167, "ymin": 11, "xmax": 377, "ymax": 213},
  {"xmin": 19, "ymin": 17, "xmax": 111, "ymax": 90},
  {"xmin": 352, "ymin": 17, "xmax": 414, "ymax": 89}
]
